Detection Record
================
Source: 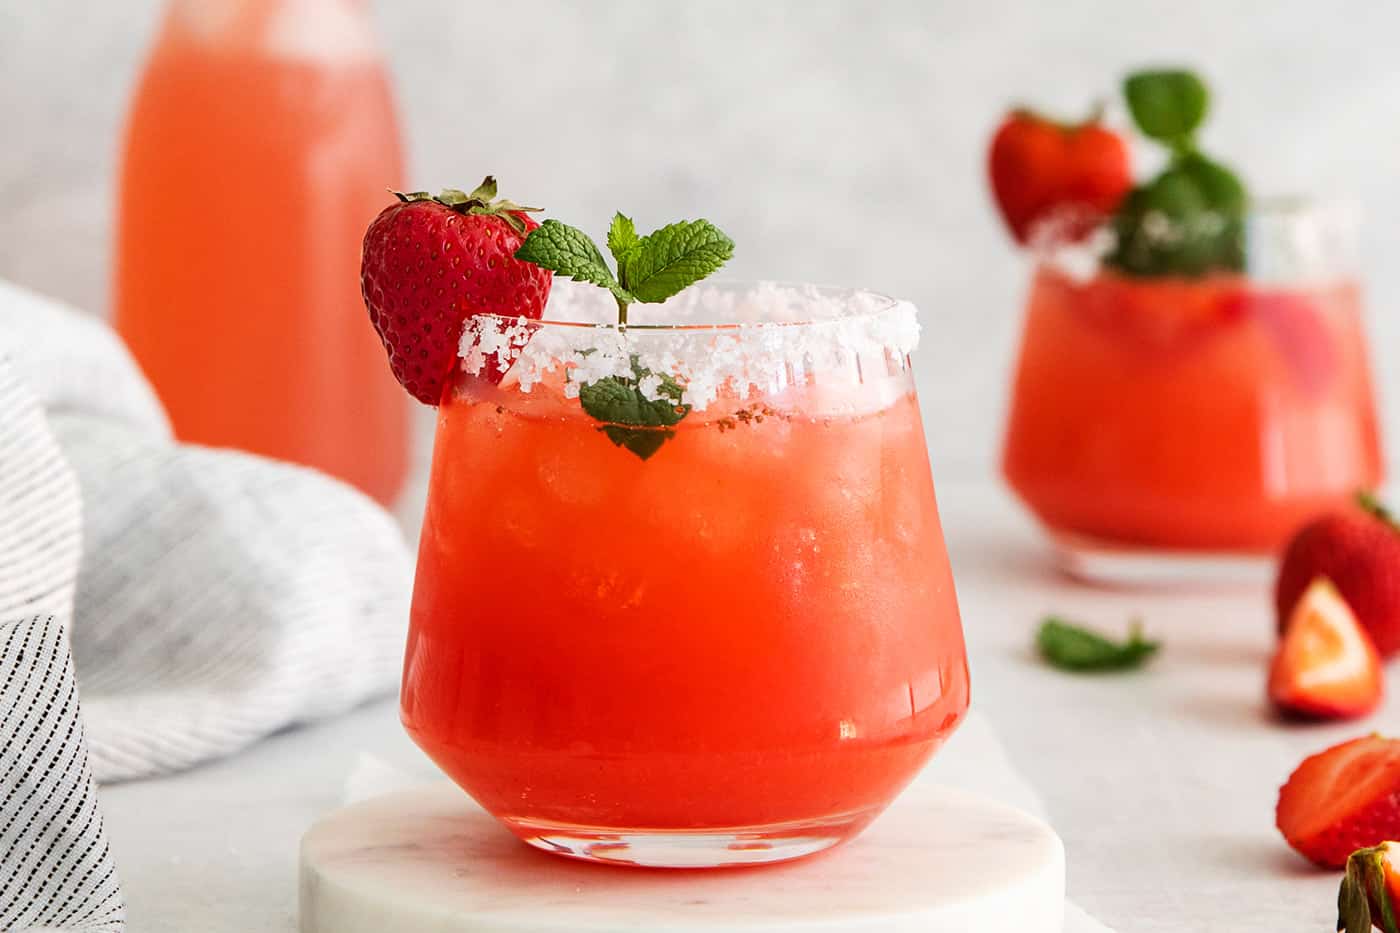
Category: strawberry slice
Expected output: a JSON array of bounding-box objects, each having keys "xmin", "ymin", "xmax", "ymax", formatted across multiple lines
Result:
[
  {"xmin": 1277, "ymin": 735, "xmax": 1400, "ymax": 868},
  {"xmin": 1269, "ymin": 577, "xmax": 1382, "ymax": 720}
]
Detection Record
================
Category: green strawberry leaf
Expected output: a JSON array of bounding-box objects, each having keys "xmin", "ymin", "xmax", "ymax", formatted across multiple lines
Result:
[
  {"xmin": 618, "ymin": 219, "xmax": 735, "ymax": 304},
  {"xmin": 515, "ymin": 220, "xmax": 634, "ymax": 304},
  {"xmin": 1124, "ymin": 69, "xmax": 1209, "ymax": 146},
  {"xmin": 578, "ymin": 364, "xmax": 690, "ymax": 461},
  {"xmin": 1036, "ymin": 617, "xmax": 1159, "ymax": 672},
  {"xmin": 606, "ymin": 212, "xmax": 641, "ymax": 265}
]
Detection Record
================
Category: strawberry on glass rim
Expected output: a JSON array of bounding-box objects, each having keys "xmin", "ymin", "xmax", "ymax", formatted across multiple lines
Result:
[
  {"xmin": 360, "ymin": 177, "xmax": 552, "ymax": 404},
  {"xmin": 988, "ymin": 105, "xmax": 1131, "ymax": 245}
]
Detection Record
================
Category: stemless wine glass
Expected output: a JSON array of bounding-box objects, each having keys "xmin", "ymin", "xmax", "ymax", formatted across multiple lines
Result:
[
  {"xmin": 1002, "ymin": 200, "xmax": 1383, "ymax": 583},
  {"xmin": 400, "ymin": 281, "xmax": 969, "ymax": 868}
]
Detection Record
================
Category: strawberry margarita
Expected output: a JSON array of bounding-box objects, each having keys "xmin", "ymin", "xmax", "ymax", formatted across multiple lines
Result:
[
  {"xmin": 398, "ymin": 282, "xmax": 969, "ymax": 867},
  {"xmin": 1003, "ymin": 251, "xmax": 1381, "ymax": 557},
  {"xmin": 989, "ymin": 69, "xmax": 1382, "ymax": 573}
]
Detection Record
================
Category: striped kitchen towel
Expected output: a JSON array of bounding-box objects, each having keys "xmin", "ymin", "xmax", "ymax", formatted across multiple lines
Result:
[{"xmin": 0, "ymin": 280, "xmax": 412, "ymax": 928}]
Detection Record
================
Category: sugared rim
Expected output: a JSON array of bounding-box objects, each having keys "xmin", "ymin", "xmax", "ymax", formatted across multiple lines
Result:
[
  {"xmin": 458, "ymin": 280, "xmax": 921, "ymax": 412},
  {"xmin": 467, "ymin": 280, "xmax": 908, "ymax": 331}
]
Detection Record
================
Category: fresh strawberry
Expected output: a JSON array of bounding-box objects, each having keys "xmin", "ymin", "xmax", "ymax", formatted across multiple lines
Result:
[
  {"xmin": 988, "ymin": 108, "xmax": 1132, "ymax": 245},
  {"xmin": 1277, "ymin": 495, "xmax": 1400, "ymax": 658},
  {"xmin": 1268, "ymin": 577, "xmax": 1381, "ymax": 720},
  {"xmin": 1338, "ymin": 841, "xmax": 1400, "ymax": 933},
  {"xmin": 1277, "ymin": 735, "xmax": 1400, "ymax": 868},
  {"xmin": 360, "ymin": 177, "xmax": 551, "ymax": 404}
]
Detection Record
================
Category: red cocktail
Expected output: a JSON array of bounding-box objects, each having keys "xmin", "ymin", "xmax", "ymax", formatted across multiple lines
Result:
[
  {"xmin": 401, "ymin": 283, "xmax": 969, "ymax": 867},
  {"xmin": 1003, "ymin": 204, "xmax": 1382, "ymax": 575}
]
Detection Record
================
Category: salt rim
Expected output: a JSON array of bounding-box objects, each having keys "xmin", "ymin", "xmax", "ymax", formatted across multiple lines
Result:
[
  {"xmin": 1033, "ymin": 197, "xmax": 1359, "ymax": 285},
  {"xmin": 459, "ymin": 281, "xmax": 921, "ymax": 412}
]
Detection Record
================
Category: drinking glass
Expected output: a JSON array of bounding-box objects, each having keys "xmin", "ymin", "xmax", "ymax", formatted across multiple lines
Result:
[
  {"xmin": 401, "ymin": 282, "xmax": 970, "ymax": 867},
  {"xmin": 1002, "ymin": 200, "xmax": 1382, "ymax": 582}
]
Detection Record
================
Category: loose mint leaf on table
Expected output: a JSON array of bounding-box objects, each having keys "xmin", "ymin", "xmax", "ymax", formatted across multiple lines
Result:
[
  {"xmin": 1036, "ymin": 617, "xmax": 1160, "ymax": 672},
  {"xmin": 515, "ymin": 211, "xmax": 734, "ymax": 460},
  {"xmin": 1123, "ymin": 69, "xmax": 1209, "ymax": 148}
]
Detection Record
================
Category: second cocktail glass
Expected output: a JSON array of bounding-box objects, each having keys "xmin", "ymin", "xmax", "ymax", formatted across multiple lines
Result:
[
  {"xmin": 401, "ymin": 282, "xmax": 969, "ymax": 868},
  {"xmin": 1003, "ymin": 202, "xmax": 1383, "ymax": 580}
]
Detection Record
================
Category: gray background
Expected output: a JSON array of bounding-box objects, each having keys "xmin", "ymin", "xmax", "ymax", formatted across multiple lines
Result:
[{"xmin": 3, "ymin": 0, "xmax": 1398, "ymax": 481}]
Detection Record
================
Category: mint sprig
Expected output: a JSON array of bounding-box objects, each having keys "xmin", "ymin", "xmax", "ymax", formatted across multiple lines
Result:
[
  {"xmin": 1106, "ymin": 68, "xmax": 1248, "ymax": 278},
  {"xmin": 514, "ymin": 212, "xmax": 734, "ymax": 459}
]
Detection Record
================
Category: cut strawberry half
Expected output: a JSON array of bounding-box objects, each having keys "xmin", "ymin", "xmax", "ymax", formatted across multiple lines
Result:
[
  {"xmin": 1277, "ymin": 736, "xmax": 1400, "ymax": 868},
  {"xmin": 1269, "ymin": 577, "xmax": 1382, "ymax": 721}
]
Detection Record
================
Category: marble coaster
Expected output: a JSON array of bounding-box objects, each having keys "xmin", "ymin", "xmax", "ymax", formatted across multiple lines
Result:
[{"xmin": 299, "ymin": 778, "xmax": 1065, "ymax": 932}]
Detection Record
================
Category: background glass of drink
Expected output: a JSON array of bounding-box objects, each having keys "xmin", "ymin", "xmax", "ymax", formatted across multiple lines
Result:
[
  {"xmin": 1002, "ymin": 201, "xmax": 1382, "ymax": 582},
  {"xmin": 401, "ymin": 282, "xmax": 970, "ymax": 868},
  {"xmin": 113, "ymin": 0, "xmax": 409, "ymax": 504}
]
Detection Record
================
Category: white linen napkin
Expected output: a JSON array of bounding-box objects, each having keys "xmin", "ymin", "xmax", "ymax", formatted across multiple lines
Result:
[{"xmin": 0, "ymin": 280, "xmax": 411, "ymax": 928}]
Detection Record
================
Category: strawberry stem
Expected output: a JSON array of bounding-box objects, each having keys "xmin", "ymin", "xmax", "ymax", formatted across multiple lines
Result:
[
  {"xmin": 1358, "ymin": 491, "xmax": 1399, "ymax": 530},
  {"xmin": 390, "ymin": 177, "xmax": 541, "ymax": 236}
]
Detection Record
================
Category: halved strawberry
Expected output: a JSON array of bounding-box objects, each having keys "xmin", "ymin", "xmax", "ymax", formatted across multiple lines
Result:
[
  {"xmin": 1269, "ymin": 577, "xmax": 1382, "ymax": 720},
  {"xmin": 360, "ymin": 178, "xmax": 552, "ymax": 405},
  {"xmin": 1277, "ymin": 735, "xmax": 1400, "ymax": 868}
]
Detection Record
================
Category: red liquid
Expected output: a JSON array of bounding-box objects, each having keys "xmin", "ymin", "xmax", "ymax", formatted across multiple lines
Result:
[
  {"xmin": 402, "ymin": 378, "xmax": 969, "ymax": 843},
  {"xmin": 113, "ymin": 1, "xmax": 409, "ymax": 504},
  {"xmin": 1003, "ymin": 266, "xmax": 1383, "ymax": 551}
]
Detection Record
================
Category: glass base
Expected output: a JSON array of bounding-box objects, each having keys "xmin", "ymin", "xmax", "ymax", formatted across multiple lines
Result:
[
  {"xmin": 502, "ymin": 811, "xmax": 872, "ymax": 868},
  {"xmin": 1051, "ymin": 532, "xmax": 1274, "ymax": 588}
]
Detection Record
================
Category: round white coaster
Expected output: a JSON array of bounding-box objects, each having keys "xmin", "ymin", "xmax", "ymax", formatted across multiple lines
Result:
[{"xmin": 300, "ymin": 780, "xmax": 1064, "ymax": 932}]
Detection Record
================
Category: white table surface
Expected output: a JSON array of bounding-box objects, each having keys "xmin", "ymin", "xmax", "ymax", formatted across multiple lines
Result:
[{"xmin": 99, "ymin": 478, "xmax": 1371, "ymax": 932}]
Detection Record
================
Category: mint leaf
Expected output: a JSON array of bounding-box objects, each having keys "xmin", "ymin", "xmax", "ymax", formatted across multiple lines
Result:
[
  {"xmin": 513, "ymin": 211, "xmax": 735, "ymax": 460},
  {"xmin": 1036, "ymin": 618, "xmax": 1159, "ymax": 672},
  {"xmin": 1124, "ymin": 69, "xmax": 1208, "ymax": 145},
  {"xmin": 515, "ymin": 220, "xmax": 633, "ymax": 303},
  {"xmin": 618, "ymin": 219, "xmax": 735, "ymax": 304},
  {"xmin": 1174, "ymin": 152, "xmax": 1246, "ymax": 214},
  {"xmin": 578, "ymin": 365, "xmax": 690, "ymax": 461},
  {"xmin": 597, "ymin": 425, "xmax": 673, "ymax": 461},
  {"xmin": 1105, "ymin": 155, "xmax": 1247, "ymax": 278},
  {"xmin": 606, "ymin": 212, "xmax": 640, "ymax": 265}
]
